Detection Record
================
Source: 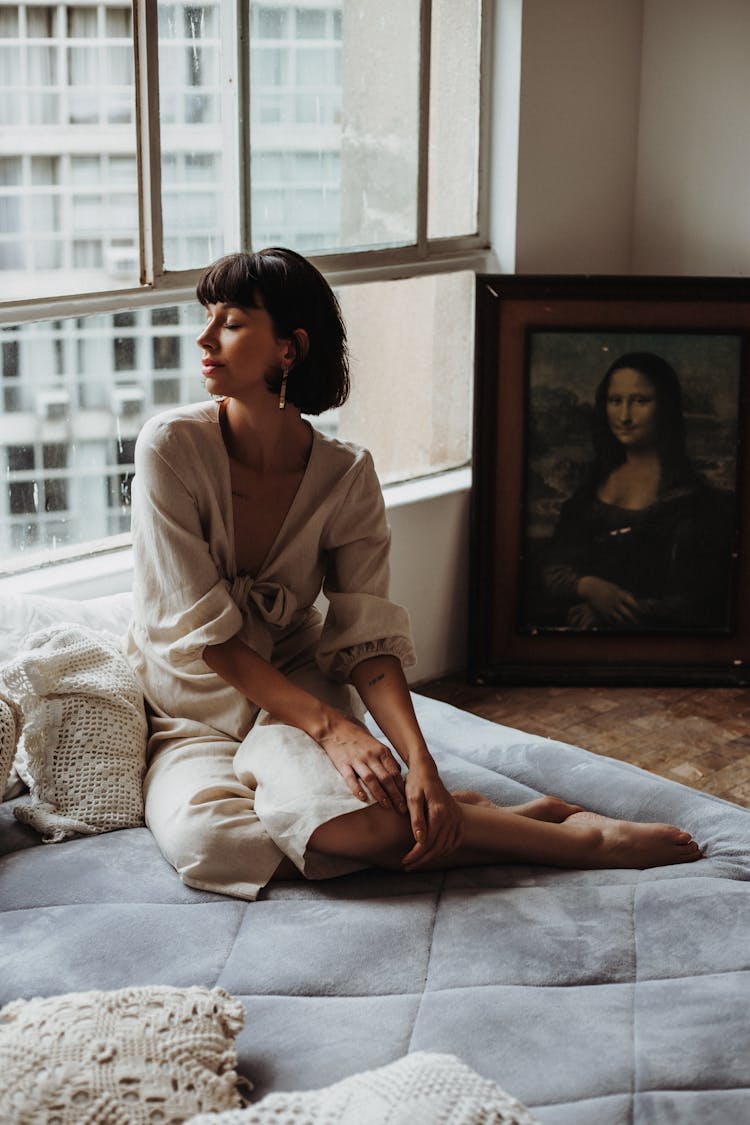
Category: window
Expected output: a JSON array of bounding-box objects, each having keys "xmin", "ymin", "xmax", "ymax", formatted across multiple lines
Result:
[
  {"xmin": 108, "ymin": 435, "xmax": 136, "ymax": 525},
  {"xmin": 42, "ymin": 442, "xmax": 68, "ymax": 513},
  {"xmin": 0, "ymin": 0, "xmax": 487, "ymax": 570},
  {"xmin": 8, "ymin": 445, "xmax": 35, "ymax": 515}
]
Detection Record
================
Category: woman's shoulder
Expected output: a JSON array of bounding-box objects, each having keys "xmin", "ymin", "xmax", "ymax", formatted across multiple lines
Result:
[
  {"xmin": 306, "ymin": 429, "xmax": 384, "ymax": 518},
  {"xmin": 136, "ymin": 400, "xmax": 221, "ymax": 463},
  {"xmin": 311, "ymin": 427, "xmax": 374, "ymax": 480}
]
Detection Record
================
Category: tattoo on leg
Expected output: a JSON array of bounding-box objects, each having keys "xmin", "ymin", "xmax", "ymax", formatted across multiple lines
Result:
[{"xmin": 367, "ymin": 673, "xmax": 386, "ymax": 687}]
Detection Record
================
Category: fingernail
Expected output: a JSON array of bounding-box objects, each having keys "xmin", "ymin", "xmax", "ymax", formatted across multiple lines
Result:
[
  {"xmin": 358, "ymin": 791, "xmax": 367, "ymax": 802},
  {"xmin": 399, "ymin": 803, "xmax": 407, "ymax": 814},
  {"xmin": 415, "ymin": 830, "xmax": 423, "ymax": 841}
]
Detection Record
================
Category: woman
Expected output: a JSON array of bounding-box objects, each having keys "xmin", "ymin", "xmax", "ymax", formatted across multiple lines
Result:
[
  {"xmin": 127, "ymin": 252, "xmax": 701, "ymax": 901},
  {"xmin": 543, "ymin": 352, "xmax": 734, "ymax": 630}
]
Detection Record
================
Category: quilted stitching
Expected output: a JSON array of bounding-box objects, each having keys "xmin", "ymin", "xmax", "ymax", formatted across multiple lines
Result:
[{"xmin": 2, "ymin": 696, "xmax": 750, "ymax": 1124}]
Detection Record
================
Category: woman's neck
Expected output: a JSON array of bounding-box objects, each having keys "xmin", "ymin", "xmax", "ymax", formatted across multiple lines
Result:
[
  {"xmin": 598, "ymin": 450, "xmax": 662, "ymax": 510},
  {"xmin": 220, "ymin": 395, "xmax": 311, "ymax": 473}
]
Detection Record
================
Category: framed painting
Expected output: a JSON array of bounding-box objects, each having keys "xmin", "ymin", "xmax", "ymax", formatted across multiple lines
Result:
[{"xmin": 469, "ymin": 275, "xmax": 750, "ymax": 684}]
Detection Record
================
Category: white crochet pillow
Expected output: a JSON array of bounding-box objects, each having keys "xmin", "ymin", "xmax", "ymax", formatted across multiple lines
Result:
[
  {"xmin": 0, "ymin": 623, "xmax": 147, "ymax": 841},
  {"xmin": 0, "ymin": 986, "xmax": 246, "ymax": 1125},
  {"xmin": 185, "ymin": 1051, "xmax": 538, "ymax": 1125},
  {"xmin": 0, "ymin": 695, "xmax": 22, "ymax": 800}
]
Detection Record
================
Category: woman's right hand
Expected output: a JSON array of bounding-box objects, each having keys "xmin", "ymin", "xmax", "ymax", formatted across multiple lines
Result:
[
  {"xmin": 576, "ymin": 575, "xmax": 641, "ymax": 625},
  {"xmin": 318, "ymin": 715, "xmax": 407, "ymax": 813}
]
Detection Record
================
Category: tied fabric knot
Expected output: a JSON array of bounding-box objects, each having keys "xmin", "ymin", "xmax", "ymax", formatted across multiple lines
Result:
[{"xmin": 230, "ymin": 575, "xmax": 298, "ymax": 629}]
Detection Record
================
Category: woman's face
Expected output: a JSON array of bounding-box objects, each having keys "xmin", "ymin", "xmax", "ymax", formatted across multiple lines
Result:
[
  {"xmin": 605, "ymin": 367, "xmax": 659, "ymax": 450},
  {"xmin": 196, "ymin": 298, "xmax": 287, "ymax": 402}
]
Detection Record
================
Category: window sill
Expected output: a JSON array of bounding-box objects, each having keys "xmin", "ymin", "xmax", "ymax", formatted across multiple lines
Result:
[
  {"xmin": 383, "ymin": 465, "xmax": 471, "ymax": 509},
  {"xmin": 0, "ymin": 466, "xmax": 472, "ymax": 599}
]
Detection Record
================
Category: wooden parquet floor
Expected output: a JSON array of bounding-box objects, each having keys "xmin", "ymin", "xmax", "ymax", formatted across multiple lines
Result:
[{"xmin": 417, "ymin": 677, "xmax": 750, "ymax": 809}]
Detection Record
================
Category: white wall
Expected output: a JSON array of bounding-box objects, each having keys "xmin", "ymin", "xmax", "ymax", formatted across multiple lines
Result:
[
  {"xmin": 509, "ymin": 0, "xmax": 750, "ymax": 278},
  {"xmin": 388, "ymin": 483, "xmax": 471, "ymax": 684},
  {"xmin": 514, "ymin": 0, "xmax": 643, "ymax": 274},
  {"xmin": 633, "ymin": 0, "xmax": 750, "ymax": 275}
]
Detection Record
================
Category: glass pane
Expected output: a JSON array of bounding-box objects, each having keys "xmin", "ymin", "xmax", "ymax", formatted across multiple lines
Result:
[
  {"xmin": 106, "ymin": 7, "xmax": 133, "ymax": 38},
  {"xmin": 159, "ymin": 1, "xmax": 227, "ymax": 270},
  {"xmin": 0, "ymin": 302, "xmax": 205, "ymax": 565},
  {"xmin": 68, "ymin": 7, "xmax": 97, "ymax": 37},
  {"xmin": 27, "ymin": 8, "xmax": 56, "ymax": 38},
  {"xmin": 249, "ymin": 0, "xmax": 420, "ymax": 254},
  {"xmin": 427, "ymin": 0, "xmax": 481, "ymax": 239},
  {"xmin": 0, "ymin": 1, "xmax": 139, "ymax": 301},
  {"xmin": 296, "ymin": 8, "xmax": 326, "ymax": 38},
  {"xmin": 0, "ymin": 8, "xmax": 19, "ymax": 36},
  {"xmin": 337, "ymin": 271, "xmax": 473, "ymax": 482}
]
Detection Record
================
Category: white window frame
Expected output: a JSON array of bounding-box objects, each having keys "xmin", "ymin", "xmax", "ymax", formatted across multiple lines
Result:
[
  {"xmin": 0, "ymin": 0, "xmax": 491, "ymax": 580},
  {"xmin": 0, "ymin": 0, "xmax": 495, "ymax": 327}
]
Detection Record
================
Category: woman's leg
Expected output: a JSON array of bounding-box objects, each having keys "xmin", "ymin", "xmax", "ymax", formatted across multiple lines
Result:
[
  {"xmin": 452, "ymin": 791, "xmax": 584, "ymax": 821},
  {"xmin": 308, "ymin": 796, "xmax": 702, "ymax": 872},
  {"xmin": 144, "ymin": 733, "xmax": 287, "ymax": 899}
]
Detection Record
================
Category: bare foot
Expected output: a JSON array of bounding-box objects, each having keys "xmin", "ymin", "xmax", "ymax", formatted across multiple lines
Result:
[
  {"xmin": 452, "ymin": 791, "xmax": 583, "ymax": 823},
  {"xmin": 566, "ymin": 811, "xmax": 703, "ymax": 868}
]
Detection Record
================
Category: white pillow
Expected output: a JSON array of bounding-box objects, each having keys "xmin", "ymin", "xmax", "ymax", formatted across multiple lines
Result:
[
  {"xmin": 0, "ymin": 985, "xmax": 246, "ymax": 1125},
  {"xmin": 0, "ymin": 591, "xmax": 132, "ymax": 658},
  {"xmin": 185, "ymin": 1051, "xmax": 539, "ymax": 1125},
  {"xmin": 1, "ymin": 622, "xmax": 147, "ymax": 841}
]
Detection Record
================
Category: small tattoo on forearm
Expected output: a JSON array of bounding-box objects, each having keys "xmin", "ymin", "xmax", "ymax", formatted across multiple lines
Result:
[{"xmin": 367, "ymin": 673, "xmax": 385, "ymax": 687}]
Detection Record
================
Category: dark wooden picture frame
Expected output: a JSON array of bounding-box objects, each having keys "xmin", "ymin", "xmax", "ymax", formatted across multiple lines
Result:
[{"xmin": 469, "ymin": 275, "xmax": 750, "ymax": 685}]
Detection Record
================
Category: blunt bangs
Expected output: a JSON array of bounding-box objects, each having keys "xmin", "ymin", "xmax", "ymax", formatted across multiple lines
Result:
[{"xmin": 196, "ymin": 254, "xmax": 265, "ymax": 310}]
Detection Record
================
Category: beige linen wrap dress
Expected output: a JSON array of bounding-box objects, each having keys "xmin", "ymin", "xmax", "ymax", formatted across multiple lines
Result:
[{"xmin": 127, "ymin": 401, "xmax": 416, "ymax": 900}]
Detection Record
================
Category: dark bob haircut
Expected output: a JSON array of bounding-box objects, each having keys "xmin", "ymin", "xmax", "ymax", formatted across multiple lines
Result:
[
  {"xmin": 590, "ymin": 351, "xmax": 695, "ymax": 488},
  {"xmin": 196, "ymin": 248, "xmax": 349, "ymax": 415}
]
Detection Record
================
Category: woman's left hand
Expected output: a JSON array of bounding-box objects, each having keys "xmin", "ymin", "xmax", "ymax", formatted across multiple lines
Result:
[{"xmin": 401, "ymin": 765, "xmax": 464, "ymax": 870}]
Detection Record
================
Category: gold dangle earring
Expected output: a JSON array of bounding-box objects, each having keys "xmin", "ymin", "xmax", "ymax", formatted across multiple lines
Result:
[{"xmin": 278, "ymin": 365, "xmax": 290, "ymax": 410}]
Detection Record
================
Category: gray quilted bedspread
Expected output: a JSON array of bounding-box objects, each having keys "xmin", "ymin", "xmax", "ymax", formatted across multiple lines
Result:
[{"xmin": 2, "ymin": 687, "xmax": 750, "ymax": 1124}]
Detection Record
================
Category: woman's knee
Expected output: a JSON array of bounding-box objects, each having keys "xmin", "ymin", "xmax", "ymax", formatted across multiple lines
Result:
[
  {"xmin": 309, "ymin": 805, "xmax": 410, "ymax": 864},
  {"xmin": 144, "ymin": 746, "xmax": 253, "ymax": 878}
]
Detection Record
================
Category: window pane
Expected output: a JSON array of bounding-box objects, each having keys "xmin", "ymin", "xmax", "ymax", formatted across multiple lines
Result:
[
  {"xmin": 106, "ymin": 7, "xmax": 132, "ymax": 38},
  {"xmin": 0, "ymin": 8, "xmax": 19, "ymax": 36},
  {"xmin": 0, "ymin": 303, "xmax": 205, "ymax": 564},
  {"xmin": 337, "ymin": 271, "xmax": 473, "ymax": 482},
  {"xmin": 31, "ymin": 156, "xmax": 59, "ymax": 185},
  {"xmin": 427, "ymin": 0, "xmax": 481, "ymax": 239},
  {"xmin": 67, "ymin": 7, "xmax": 97, "ymax": 37},
  {"xmin": 249, "ymin": 0, "xmax": 420, "ymax": 254},
  {"xmin": 254, "ymin": 7, "xmax": 289, "ymax": 38},
  {"xmin": 296, "ymin": 8, "xmax": 326, "ymax": 38},
  {"xmin": 159, "ymin": 1, "xmax": 227, "ymax": 270},
  {"xmin": 27, "ymin": 8, "xmax": 56, "ymax": 38},
  {"xmin": 0, "ymin": 2, "xmax": 138, "ymax": 301}
]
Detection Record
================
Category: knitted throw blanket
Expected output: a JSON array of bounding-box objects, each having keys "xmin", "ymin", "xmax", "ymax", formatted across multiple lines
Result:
[
  {"xmin": 0, "ymin": 695, "xmax": 22, "ymax": 798},
  {"xmin": 1, "ymin": 623, "xmax": 147, "ymax": 841},
  {"xmin": 186, "ymin": 1051, "xmax": 539, "ymax": 1125}
]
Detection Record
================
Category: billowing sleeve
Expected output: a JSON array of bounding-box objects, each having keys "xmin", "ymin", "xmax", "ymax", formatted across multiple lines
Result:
[
  {"xmin": 130, "ymin": 424, "xmax": 242, "ymax": 666},
  {"xmin": 316, "ymin": 450, "xmax": 416, "ymax": 681}
]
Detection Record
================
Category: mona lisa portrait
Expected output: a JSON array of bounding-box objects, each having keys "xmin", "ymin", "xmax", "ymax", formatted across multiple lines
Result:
[{"xmin": 520, "ymin": 332, "xmax": 740, "ymax": 635}]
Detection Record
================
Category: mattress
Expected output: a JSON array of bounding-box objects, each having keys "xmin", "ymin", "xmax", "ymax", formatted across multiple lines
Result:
[{"xmin": 1, "ymin": 592, "xmax": 749, "ymax": 1124}]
